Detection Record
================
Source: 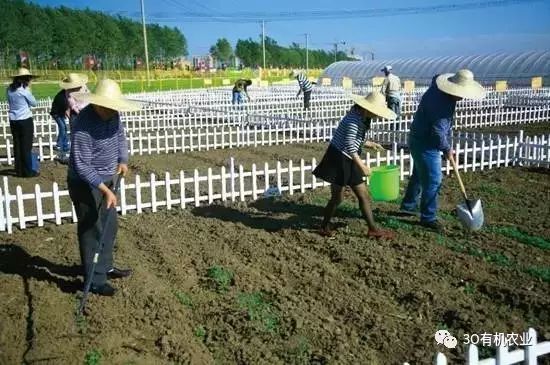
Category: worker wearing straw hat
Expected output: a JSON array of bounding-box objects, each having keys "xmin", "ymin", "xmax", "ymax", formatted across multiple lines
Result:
[
  {"xmin": 68, "ymin": 79, "xmax": 141, "ymax": 296},
  {"xmin": 50, "ymin": 73, "xmax": 88, "ymax": 163},
  {"xmin": 313, "ymin": 91, "xmax": 396, "ymax": 239},
  {"xmin": 400, "ymin": 69, "xmax": 485, "ymax": 232},
  {"xmin": 6, "ymin": 68, "xmax": 39, "ymax": 177}
]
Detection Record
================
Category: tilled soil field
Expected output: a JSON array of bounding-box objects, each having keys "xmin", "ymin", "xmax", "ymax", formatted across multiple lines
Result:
[{"xmin": 1, "ymin": 152, "xmax": 549, "ymax": 364}]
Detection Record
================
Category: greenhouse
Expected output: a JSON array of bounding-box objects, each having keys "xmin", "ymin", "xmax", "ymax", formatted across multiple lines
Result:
[{"xmin": 319, "ymin": 51, "xmax": 550, "ymax": 86}]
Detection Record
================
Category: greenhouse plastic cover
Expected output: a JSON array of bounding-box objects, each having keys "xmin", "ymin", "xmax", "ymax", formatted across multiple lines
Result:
[{"xmin": 319, "ymin": 51, "xmax": 550, "ymax": 86}]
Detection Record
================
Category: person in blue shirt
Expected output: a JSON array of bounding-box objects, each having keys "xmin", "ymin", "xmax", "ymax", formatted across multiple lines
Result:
[
  {"xmin": 6, "ymin": 68, "xmax": 38, "ymax": 177},
  {"xmin": 400, "ymin": 69, "xmax": 485, "ymax": 231}
]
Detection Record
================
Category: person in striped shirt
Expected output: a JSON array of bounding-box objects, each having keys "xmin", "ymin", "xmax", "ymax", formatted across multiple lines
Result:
[
  {"xmin": 313, "ymin": 92, "xmax": 396, "ymax": 239},
  {"xmin": 295, "ymin": 72, "xmax": 314, "ymax": 110},
  {"xmin": 68, "ymin": 79, "xmax": 141, "ymax": 296}
]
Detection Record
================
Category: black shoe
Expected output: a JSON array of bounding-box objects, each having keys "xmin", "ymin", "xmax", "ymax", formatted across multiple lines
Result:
[
  {"xmin": 107, "ymin": 267, "xmax": 133, "ymax": 279},
  {"xmin": 90, "ymin": 283, "xmax": 116, "ymax": 296},
  {"xmin": 420, "ymin": 220, "xmax": 445, "ymax": 232}
]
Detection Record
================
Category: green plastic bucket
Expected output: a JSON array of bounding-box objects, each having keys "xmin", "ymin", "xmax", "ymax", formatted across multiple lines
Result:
[{"xmin": 369, "ymin": 165, "xmax": 400, "ymax": 201}]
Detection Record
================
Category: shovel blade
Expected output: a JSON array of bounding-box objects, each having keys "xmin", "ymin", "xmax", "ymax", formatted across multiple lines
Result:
[{"xmin": 456, "ymin": 199, "xmax": 484, "ymax": 231}]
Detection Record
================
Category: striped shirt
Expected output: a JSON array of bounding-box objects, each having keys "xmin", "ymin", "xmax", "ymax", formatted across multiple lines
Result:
[
  {"xmin": 297, "ymin": 74, "xmax": 313, "ymax": 92},
  {"xmin": 68, "ymin": 105, "xmax": 128, "ymax": 187},
  {"xmin": 330, "ymin": 108, "xmax": 370, "ymax": 158}
]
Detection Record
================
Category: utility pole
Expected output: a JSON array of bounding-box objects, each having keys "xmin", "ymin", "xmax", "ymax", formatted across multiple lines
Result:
[
  {"xmin": 333, "ymin": 41, "xmax": 345, "ymax": 63},
  {"xmin": 261, "ymin": 20, "xmax": 266, "ymax": 71},
  {"xmin": 304, "ymin": 33, "xmax": 309, "ymax": 75},
  {"xmin": 140, "ymin": 0, "xmax": 151, "ymax": 86}
]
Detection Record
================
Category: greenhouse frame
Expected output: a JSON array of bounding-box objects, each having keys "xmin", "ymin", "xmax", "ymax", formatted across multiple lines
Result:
[{"xmin": 319, "ymin": 51, "xmax": 550, "ymax": 86}]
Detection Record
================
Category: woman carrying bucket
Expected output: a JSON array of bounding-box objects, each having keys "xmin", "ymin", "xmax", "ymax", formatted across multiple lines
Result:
[{"xmin": 313, "ymin": 92, "xmax": 396, "ymax": 239}]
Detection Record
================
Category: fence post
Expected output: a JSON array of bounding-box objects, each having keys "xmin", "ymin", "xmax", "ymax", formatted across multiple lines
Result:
[
  {"xmin": 518, "ymin": 130, "xmax": 524, "ymax": 166},
  {"xmin": 179, "ymin": 170, "xmax": 186, "ymax": 209},
  {"xmin": 0, "ymin": 188, "xmax": 5, "ymax": 232},
  {"xmin": 238, "ymin": 164, "xmax": 245, "ymax": 202},
  {"xmin": 434, "ymin": 352, "xmax": 447, "ymax": 365},
  {"xmin": 524, "ymin": 327, "xmax": 537, "ymax": 365},
  {"xmin": 194, "ymin": 169, "xmax": 200, "ymax": 207},
  {"xmin": 136, "ymin": 174, "xmax": 142, "ymax": 213},
  {"xmin": 251, "ymin": 164, "xmax": 258, "ymax": 200},
  {"xmin": 34, "ymin": 184, "xmax": 43, "ymax": 227},
  {"xmin": 16, "ymin": 186, "xmax": 25, "ymax": 230},
  {"xmin": 150, "ymin": 173, "xmax": 157, "ymax": 212},
  {"xmin": 230, "ymin": 157, "xmax": 236, "ymax": 202},
  {"xmin": 466, "ymin": 344, "xmax": 479, "ymax": 365},
  {"xmin": 206, "ymin": 168, "xmax": 213, "ymax": 204}
]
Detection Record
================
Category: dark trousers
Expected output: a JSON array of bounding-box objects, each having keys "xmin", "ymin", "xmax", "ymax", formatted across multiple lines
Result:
[
  {"xmin": 303, "ymin": 90, "xmax": 311, "ymax": 110},
  {"xmin": 68, "ymin": 178, "xmax": 118, "ymax": 286},
  {"xmin": 9, "ymin": 118, "xmax": 34, "ymax": 177}
]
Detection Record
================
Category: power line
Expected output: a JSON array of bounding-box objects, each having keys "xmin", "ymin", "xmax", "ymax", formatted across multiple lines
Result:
[{"xmin": 130, "ymin": 0, "xmax": 542, "ymax": 23}]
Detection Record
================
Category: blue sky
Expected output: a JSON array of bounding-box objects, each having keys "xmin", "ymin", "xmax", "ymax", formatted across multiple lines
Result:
[{"xmin": 36, "ymin": 0, "xmax": 550, "ymax": 60}]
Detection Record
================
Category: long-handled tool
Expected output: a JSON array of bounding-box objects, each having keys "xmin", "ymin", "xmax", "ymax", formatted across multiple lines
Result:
[
  {"xmin": 78, "ymin": 176, "xmax": 122, "ymax": 315},
  {"xmin": 449, "ymin": 154, "xmax": 484, "ymax": 231}
]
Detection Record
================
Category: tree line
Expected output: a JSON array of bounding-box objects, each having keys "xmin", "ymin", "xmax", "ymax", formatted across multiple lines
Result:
[
  {"xmin": 0, "ymin": 0, "xmax": 187, "ymax": 69},
  {"xmin": 0, "ymin": 0, "xmax": 353, "ymax": 71},
  {"xmin": 228, "ymin": 37, "xmax": 354, "ymax": 68}
]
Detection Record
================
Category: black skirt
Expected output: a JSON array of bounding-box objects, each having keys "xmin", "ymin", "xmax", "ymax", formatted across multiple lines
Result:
[{"xmin": 313, "ymin": 144, "xmax": 365, "ymax": 187}]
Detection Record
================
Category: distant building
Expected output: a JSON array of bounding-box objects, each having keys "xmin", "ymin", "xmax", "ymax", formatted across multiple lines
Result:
[{"xmin": 192, "ymin": 55, "xmax": 214, "ymax": 71}]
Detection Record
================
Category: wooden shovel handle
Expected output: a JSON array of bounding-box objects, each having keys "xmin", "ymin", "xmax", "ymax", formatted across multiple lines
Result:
[{"xmin": 448, "ymin": 154, "xmax": 468, "ymax": 200}]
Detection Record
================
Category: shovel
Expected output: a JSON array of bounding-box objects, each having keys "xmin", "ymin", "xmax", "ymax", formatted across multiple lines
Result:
[
  {"xmin": 448, "ymin": 154, "xmax": 484, "ymax": 231},
  {"xmin": 78, "ymin": 175, "xmax": 121, "ymax": 315}
]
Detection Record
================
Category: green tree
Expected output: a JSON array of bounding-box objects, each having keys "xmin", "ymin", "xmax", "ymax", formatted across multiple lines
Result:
[
  {"xmin": 210, "ymin": 38, "xmax": 233, "ymax": 64},
  {"xmin": 0, "ymin": 0, "xmax": 187, "ymax": 69}
]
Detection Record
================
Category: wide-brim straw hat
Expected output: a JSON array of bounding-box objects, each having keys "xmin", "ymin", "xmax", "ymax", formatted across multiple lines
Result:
[
  {"xmin": 436, "ymin": 69, "xmax": 485, "ymax": 99},
  {"xmin": 11, "ymin": 67, "xmax": 38, "ymax": 78},
  {"xmin": 350, "ymin": 92, "xmax": 397, "ymax": 120},
  {"xmin": 59, "ymin": 73, "xmax": 88, "ymax": 89},
  {"xmin": 72, "ymin": 79, "xmax": 141, "ymax": 112}
]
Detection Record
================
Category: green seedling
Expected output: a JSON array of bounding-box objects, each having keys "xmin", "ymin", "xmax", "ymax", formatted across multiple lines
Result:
[
  {"xmin": 174, "ymin": 291, "xmax": 193, "ymax": 308},
  {"xmin": 477, "ymin": 183, "xmax": 505, "ymax": 196},
  {"xmin": 483, "ymin": 252, "xmax": 512, "ymax": 267},
  {"xmin": 463, "ymin": 283, "xmax": 476, "ymax": 295},
  {"xmin": 524, "ymin": 266, "xmax": 550, "ymax": 282},
  {"xmin": 237, "ymin": 292, "xmax": 280, "ymax": 333},
  {"xmin": 206, "ymin": 266, "xmax": 234, "ymax": 292},
  {"xmin": 194, "ymin": 325, "xmax": 206, "ymax": 340},
  {"xmin": 84, "ymin": 350, "xmax": 101, "ymax": 365},
  {"xmin": 437, "ymin": 323, "xmax": 449, "ymax": 331},
  {"xmin": 489, "ymin": 226, "xmax": 550, "ymax": 250},
  {"xmin": 288, "ymin": 336, "xmax": 310, "ymax": 364}
]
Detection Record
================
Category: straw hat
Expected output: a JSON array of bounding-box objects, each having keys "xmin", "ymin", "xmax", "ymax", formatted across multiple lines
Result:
[
  {"xmin": 436, "ymin": 69, "xmax": 485, "ymax": 99},
  {"xmin": 11, "ymin": 68, "xmax": 38, "ymax": 78},
  {"xmin": 350, "ymin": 92, "xmax": 397, "ymax": 120},
  {"xmin": 59, "ymin": 73, "xmax": 88, "ymax": 89},
  {"xmin": 72, "ymin": 79, "xmax": 141, "ymax": 112}
]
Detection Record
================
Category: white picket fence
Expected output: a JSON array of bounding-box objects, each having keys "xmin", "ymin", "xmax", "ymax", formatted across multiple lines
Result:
[
  {"xmin": 405, "ymin": 328, "xmax": 550, "ymax": 365},
  {"xmin": 2, "ymin": 128, "xmax": 542, "ymax": 233},
  {"xmin": 2, "ymin": 86, "xmax": 549, "ymax": 139}
]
